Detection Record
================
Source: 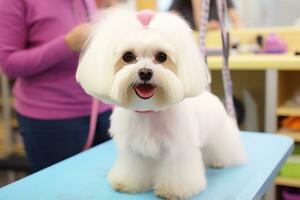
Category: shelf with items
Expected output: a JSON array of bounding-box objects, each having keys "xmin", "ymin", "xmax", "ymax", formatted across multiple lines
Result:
[
  {"xmin": 276, "ymin": 149, "xmax": 300, "ymax": 198},
  {"xmin": 0, "ymin": 117, "xmax": 23, "ymax": 157},
  {"xmin": 277, "ymin": 71, "xmax": 300, "ymax": 110},
  {"xmin": 0, "ymin": 97, "xmax": 13, "ymax": 107},
  {"xmin": 278, "ymin": 128, "xmax": 300, "ymax": 142},
  {"xmin": 276, "ymin": 176, "xmax": 300, "ymax": 188},
  {"xmin": 207, "ymin": 54, "xmax": 300, "ymax": 70},
  {"xmin": 13, "ymin": 136, "xmax": 25, "ymax": 156},
  {"xmin": 276, "ymin": 71, "xmax": 300, "ymax": 136},
  {"xmin": 0, "ymin": 116, "xmax": 18, "ymax": 129},
  {"xmin": 276, "ymin": 105, "xmax": 300, "ymax": 117},
  {"xmin": 204, "ymin": 27, "xmax": 300, "ymax": 200},
  {"xmin": 275, "ymin": 70, "xmax": 300, "ymax": 199},
  {"xmin": 11, "ymin": 116, "xmax": 18, "ymax": 129}
]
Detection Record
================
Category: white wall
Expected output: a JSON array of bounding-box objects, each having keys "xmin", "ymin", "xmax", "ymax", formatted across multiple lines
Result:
[
  {"xmin": 157, "ymin": 0, "xmax": 173, "ymax": 11},
  {"xmin": 237, "ymin": 0, "xmax": 300, "ymax": 27},
  {"xmin": 157, "ymin": 0, "xmax": 300, "ymax": 27},
  {"xmin": 125, "ymin": 0, "xmax": 136, "ymax": 9}
]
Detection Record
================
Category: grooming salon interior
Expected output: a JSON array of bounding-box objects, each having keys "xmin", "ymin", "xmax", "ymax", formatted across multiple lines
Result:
[{"xmin": 0, "ymin": 0, "xmax": 299, "ymax": 200}]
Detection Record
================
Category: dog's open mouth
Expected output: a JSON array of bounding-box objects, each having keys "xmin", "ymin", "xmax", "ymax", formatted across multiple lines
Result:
[{"xmin": 133, "ymin": 83, "xmax": 156, "ymax": 99}]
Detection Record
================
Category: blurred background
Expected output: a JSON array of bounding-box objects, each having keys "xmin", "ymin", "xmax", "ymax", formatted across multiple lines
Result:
[
  {"xmin": 0, "ymin": 0, "xmax": 299, "ymax": 200},
  {"xmin": 156, "ymin": 0, "xmax": 300, "ymax": 27}
]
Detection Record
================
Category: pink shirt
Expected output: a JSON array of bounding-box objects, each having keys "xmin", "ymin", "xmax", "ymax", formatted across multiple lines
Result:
[{"xmin": 0, "ymin": 0, "xmax": 110, "ymax": 119}]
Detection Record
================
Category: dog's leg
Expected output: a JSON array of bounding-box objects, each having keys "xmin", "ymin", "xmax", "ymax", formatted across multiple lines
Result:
[
  {"xmin": 202, "ymin": 117, "xmax": 247, "ymax": 168},
  {"xmin": 108, "ymin": 148, "xmax": 153, "ymax": 193},
  {"xmin": 154, "ymin": 147, "xmax": 206, "ymax": 200}
]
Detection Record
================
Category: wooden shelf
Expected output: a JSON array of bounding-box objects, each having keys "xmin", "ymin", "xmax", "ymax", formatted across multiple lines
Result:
[
  {"xmin": 0, "ymin": 117, "xmax": 18, "ymax": 129},
  {"xmin": 0, "ymin": 97, "xmax": 14, "ymax": 106},
  {"xmin": 12, "ymin": 117, "xmax": 18, "ymax": 128},
  {"xmin": 13, "ymin": 143, "xmax": 25, "ymax": 156},
  {"xmin": 278, "ymin": 128, "xmax": 300, "ymax": 142},
  {"xmin": 207, "ymin": 54, "xmax": 300, "ymax": 70},
  {"xmin": 0, "ymin": 117, "xmax": 22, "ymax": 156},
  {"xmin": 276, "ymin": 176, "xmax": 300, "ymax": 188},
  {"xmin": 277, "ymin": 105, "xmax": 300, "ymax": 116}
]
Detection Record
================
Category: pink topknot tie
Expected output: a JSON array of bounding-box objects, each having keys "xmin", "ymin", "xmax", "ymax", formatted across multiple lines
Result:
[{"xmin": 136, "ymin": 10, "xmax": 155, "ymax": 27}]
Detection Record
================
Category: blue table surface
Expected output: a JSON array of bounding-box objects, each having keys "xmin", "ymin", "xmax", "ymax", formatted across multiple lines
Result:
[{"xmin": 0, "ymin": 132, "xmax": 293, "ymax": 200}]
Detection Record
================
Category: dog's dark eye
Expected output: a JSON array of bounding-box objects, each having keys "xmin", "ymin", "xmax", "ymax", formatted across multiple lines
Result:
[
  {"xmin": 122, "ymin": 51, "xmax": 136, "ymax": 63},
  {"xmin": 155, "ymin": 52, "xmax": 167, "ymax": 63}
]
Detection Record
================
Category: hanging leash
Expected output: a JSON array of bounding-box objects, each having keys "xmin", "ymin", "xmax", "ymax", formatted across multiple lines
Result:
[
  {"xmin": 199, "ymin": 0, "xmax": 211, "ymax": 58},
  {"xmin": 199, "ymin": 0, "xmax": 212, "ymax": 84},
  {"xmin": 199, "ymin": 0, "xmax": 237, "ymax": 121},
  {"xmin": 82, "ymin": 0, "xmax": 100, "ymax": 150},
  {"xmin": 83, "ymin": 99, "xmax": 99, "ymax": 150},
  {"xmin": 216, "ymin": 0, "xmax": 237, "ymax": 120}
]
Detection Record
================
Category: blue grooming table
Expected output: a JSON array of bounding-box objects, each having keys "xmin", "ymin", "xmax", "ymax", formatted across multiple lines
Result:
[{"xmin": 0, "ymin": 132, "xmax": 293, "ymax": 200}]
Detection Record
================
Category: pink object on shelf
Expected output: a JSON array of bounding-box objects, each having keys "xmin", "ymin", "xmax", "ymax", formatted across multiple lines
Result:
[
  {"xmin": 283, "ymin": 189, "xmax": 300, "ymax": 200},
  {"xmin": 262, "ymin": 33, "xmax": 288, "ymax": 54}
]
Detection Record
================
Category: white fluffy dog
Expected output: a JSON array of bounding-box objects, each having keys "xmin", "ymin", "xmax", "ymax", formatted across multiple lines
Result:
[{"xmin": 76, "ymin": 9, "xmax": 246, "ymax": 200}]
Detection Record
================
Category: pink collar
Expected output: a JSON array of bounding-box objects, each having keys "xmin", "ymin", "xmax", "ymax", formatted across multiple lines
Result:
[{"xmin": 135, "ymin": 110, "xmax": 154, "ymax": 113}]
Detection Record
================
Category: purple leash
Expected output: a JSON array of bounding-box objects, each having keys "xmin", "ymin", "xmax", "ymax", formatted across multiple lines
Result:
[
  {"xmin": 199, "ymin": 0, "xmax": 212, "ymax": 84},
  {"xmin": 83, "ymin": 0, "xmax": 100, "ymax": 150},
  {"xmin": 84, "ymin": 99, "xmax": 99, "ymax": 150},
  {"xmin": 199, "ymin": 0, "xmax": 237, "ymax": 121},
  {"xmin": 199, "ymin": 0, "xmax": 211, "ymax": 57}
]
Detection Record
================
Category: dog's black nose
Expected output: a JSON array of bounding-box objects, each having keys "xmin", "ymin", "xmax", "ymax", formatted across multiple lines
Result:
[{"xmin": 138, "ymin": 68, "xmax": 153, "ymax": 82}]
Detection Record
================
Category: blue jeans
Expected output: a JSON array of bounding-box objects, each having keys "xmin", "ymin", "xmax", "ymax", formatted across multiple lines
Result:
[{"xmin": 17, "ymin": 110, "xmax": 112, "ymax": 172}]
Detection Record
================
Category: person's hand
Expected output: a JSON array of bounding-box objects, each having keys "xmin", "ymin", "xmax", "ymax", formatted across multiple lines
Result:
[
  {"xmin": 228, "ymin": 9, "xmax": 245, "ymax": 29},
  {"xmin": 95, "ymin": 0, "xmax": 118, "ymax": 8},
  {"xmin": 233, "ymin": 20, "xmax": 244, "ymax": 29},
  {"xmin": 65, "ymin": 23, "xmax": 92, "ymax": 52},
  {"xmin": 207, "ymin": 20, "xmax": 220, "ymax": 30}
]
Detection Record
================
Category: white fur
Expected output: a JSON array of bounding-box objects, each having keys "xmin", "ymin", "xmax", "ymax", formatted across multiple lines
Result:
[{"xmin": 77, "ymin": 9, "xmax": 246, "ymax": 200}]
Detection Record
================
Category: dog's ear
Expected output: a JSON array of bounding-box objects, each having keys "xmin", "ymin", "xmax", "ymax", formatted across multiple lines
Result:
[
  {"xmin": 76, "ymin": 16, "xmax": 117, "ymax": 105},
  {"xmin": 76, "ymin": 9, "xmax": 141, "ymax": 104},
  {"xmin": 151, "ymin": 13, "xmax": 211, "ymax": 98},
  {"xmin": 176, "ymin": 30, "xmax": 211, "ymax": 98}
]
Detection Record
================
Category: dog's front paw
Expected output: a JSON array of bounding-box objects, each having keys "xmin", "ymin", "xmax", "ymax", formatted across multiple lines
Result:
[
  {"xmin": 155, "ymin": 189, "xmax": 181, "ymax": 200},
  {"xmin": 205, "ymin": 154, "xmax": 247, "ymax": 168},
  {"xmin": 209, "ymin": 160, "xmax": 225, "ymax": 168},
  {"xmin": 110, "ymin": 180, "xmax": 139, "ymax": 193},
  {"xmin": 154, "ymin": 181, "xmax": 206, "ymax": 200},
  {"xmin": 108, "ymin": 171, "xmax": 150, "ymax": 193},
  {"xmin": 109, "ymin": 177, "xmax": 146, "ymax": 193}
]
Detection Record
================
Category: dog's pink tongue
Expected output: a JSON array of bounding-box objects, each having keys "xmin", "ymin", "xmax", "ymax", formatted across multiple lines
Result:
[
  {"xmin": 137, "ymin": 10, "xmax": 155, "ymax": 27},
  {"xmin": 134, "ymin": 84, "xmax": 155, "ymax": 99}
]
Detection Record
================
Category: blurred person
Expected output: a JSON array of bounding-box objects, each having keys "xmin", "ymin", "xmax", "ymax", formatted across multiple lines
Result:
[
  {"xmin": 0, "ymin": 0, "xmax": 112, "ymax": 172},
  {"xmin": 170, "ymin": 0, "xmax": 244, "ymax": 30}
]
